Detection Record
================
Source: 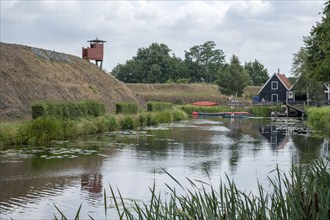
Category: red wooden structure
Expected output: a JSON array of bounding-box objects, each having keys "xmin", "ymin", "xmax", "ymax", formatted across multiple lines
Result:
[{"xmin": 82, "ymin": 38, "xmax": 106, "ymax": 68}]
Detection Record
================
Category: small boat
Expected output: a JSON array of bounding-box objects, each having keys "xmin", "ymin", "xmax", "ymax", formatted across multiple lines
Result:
[
  {"xmin": 191, "ymin": 101, "xmax": 217, "ymax": 106},
  {"xmin": 192, "ymin": 111, "xmax": 228, "ymax": 116},
  {"xmin": 192, "ymin": 111, "xmax": 251, "ymax": 118}
]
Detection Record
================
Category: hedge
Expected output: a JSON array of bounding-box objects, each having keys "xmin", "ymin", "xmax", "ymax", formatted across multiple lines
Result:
[
  {"xmin": 31, "ymin": 100, "xmax": 105, "ymax": 119},
  {"xmin": 115, "ymin": 102, "xmax": 138, "ymax": 114},
  {"xmin": 147, "ymin": 102, "xmax": 172, "ymax": 112}
]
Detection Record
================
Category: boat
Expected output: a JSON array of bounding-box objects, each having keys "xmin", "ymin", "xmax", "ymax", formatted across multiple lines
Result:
[
  {"xmin": 192, "ymin": 111, "xmax": 251, "ymax": 118},
  {"xmin": 191, "ymin": 101, "xmax": 217, "ymax": 106},
  {"xmin": 192, "ymin": 111, "xmax": 228, "ymax": 116},
  {"xmin": 222, "ymin": 112, "xmax": 251, "ymax": 118}
]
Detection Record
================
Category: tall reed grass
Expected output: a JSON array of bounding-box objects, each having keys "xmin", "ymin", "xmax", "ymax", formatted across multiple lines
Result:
[
  {"xmin": 106, "ymin": 159, "xmax": 329, "ymax": 220},
  {"xmin": 53, "ymin": 159, "xmax": 329, "ymax": 220}
]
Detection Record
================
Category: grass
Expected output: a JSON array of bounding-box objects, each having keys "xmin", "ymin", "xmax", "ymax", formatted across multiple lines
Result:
[
  {"xmin": 306, "ymin": 106, "xmax": 330, "ymax": 136},
  {"xmin": 53, "ymin": 158, "xmax": 330, "ymax": 220}
]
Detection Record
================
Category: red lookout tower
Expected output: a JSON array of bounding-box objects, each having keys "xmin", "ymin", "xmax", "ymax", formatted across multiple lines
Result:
[{"xmin": 82, "ymin": 38, "xmax": 106, "ymax": 68}]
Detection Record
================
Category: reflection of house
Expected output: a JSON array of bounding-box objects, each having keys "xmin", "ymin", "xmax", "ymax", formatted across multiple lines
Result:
[
  {"xmin": 259, "ymin": 125, "xmax": 289, "ymax": 150},
  {"xmin": 259, "ymin": 72, "xmax": 292, "ymax": 103}
]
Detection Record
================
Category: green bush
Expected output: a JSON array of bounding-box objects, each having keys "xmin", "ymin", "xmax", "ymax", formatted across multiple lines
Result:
[
  {"xmin": 172, "ymin": 109, "xmax": 188, "ymax": 121},
  {"xmin": 0, "ymin": 123, "xmax": 19, "ymax": 146},
  {"xmin": 138, "ymin": 112, "xmax": 148, "ymax": 127},
  {"xmin": 147, "ymin": 102, "xmax": 173, "ymax": 112},
  {"xmin": 119, "ymin": 115, "xmax": 136, "ymax": 130},
  {"xmin": 102, "ymin": 114, "xmax": 119, "ymax": 131},
  {"xmin": 17, "ymin": 116, "xmax": 63, "ymax": 145},
  {"xmin": 115, "ymin": 102, "xmax": 138, "ymax": 114},
  {"xmin": 249, "ymin": 106, "xmax": 283, "ymax": 117},
  {"xmin": 307, "ymin": 106, "xmax": 330, "ymax": 135},
  {"xmin": 155, "ymin": 110, "xmax": 173, "ymax": 123},
  {"xmin": 147, "ymin": 113, "xmax": 159, "ymax": 126}
]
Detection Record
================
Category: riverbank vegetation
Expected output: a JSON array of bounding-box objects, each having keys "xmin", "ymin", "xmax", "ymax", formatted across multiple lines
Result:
[
  {"xmin": 0, "ymin": 101, "xmax": 188, "ymax": 147},
  {"xmin": 54, "ymin": 158, "xmax": 330, "ymax": 220},
  {"xmin": 306, "ymin": 106, "xmax": 330, "ymax": 135}
]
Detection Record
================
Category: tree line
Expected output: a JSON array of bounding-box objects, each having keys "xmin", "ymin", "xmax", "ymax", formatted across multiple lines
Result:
[{"xmin": 111, "ymin": 41, "xmax": 268, "ymax": 96}]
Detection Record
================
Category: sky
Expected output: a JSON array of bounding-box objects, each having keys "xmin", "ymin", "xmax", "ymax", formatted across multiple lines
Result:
[{"xmin": 0, "ymin": 0, "xmax": 326, "ymax": 76}]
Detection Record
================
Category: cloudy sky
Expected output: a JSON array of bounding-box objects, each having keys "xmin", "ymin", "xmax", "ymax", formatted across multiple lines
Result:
[{"xmin": 1, "ymin": 0, "xmax": 326, "ymax": 76}]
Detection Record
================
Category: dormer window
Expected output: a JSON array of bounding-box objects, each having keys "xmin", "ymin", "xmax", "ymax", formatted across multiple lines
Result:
[{"xmin": 271, "ymin": 81, "xmax": 278, "ymax": 90}]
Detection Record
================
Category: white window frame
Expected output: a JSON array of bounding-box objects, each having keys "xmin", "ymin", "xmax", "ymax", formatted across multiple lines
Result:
[
  {"xmin": 271, "ymin": 81, "xmax": 278, "ymax": 90},
  {"xmin": 271, "ymin": 94, "xmax": 278, "ymax": 102}
]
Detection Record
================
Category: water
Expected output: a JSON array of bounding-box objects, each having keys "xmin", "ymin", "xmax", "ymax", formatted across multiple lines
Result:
[{"xmin": 0, "ymin": 118, "xmax": 328, "ymax": 219}]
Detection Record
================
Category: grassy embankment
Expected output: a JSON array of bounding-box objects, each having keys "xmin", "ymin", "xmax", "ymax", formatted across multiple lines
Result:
[{"xmin": 54, "ymin": 158, "xmax": 330, "ymax": 220}]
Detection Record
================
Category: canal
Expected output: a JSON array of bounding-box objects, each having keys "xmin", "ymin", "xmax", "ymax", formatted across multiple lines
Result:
[{"xmin": 0, "ymin": 117, "xmax": 328, "ymax": 219}]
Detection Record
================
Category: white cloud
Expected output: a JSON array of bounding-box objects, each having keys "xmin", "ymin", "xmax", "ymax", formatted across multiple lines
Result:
[{"xmin": 0, "ymin": 0, "xmax": 326, "ymax": 75}]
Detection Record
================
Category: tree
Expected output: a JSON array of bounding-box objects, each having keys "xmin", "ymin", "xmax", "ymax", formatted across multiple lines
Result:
[
  {"xmin": 303, "ymin": 0, "xmax": 330, "ymax": 82},
  {"xmin": 217, "ymin": 55, "xmax": 249, "ymax": 96},
  {"xmin": 112, "ymin": 43, "xmax": 185, "ymax": 83},
  {"xmin": 244, "ymin": 59, "xmax": 269, "ymax": 86},
  {"xmin": 185, "ymin": 41, "xmax": 226, "ymax": 83},
  {"xmin": 292, "ymin": 47, "xmax": 324, "ymax": 101}
]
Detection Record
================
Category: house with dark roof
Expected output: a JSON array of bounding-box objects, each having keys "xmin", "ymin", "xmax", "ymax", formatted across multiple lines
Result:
[{"xmin": 258, "ymin": 73, "xmax": 292, "ymax": 103}]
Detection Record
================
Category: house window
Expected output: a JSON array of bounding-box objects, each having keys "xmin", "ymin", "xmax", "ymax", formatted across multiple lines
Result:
[{"xmin": 271, "ymin": 81, "xmax": 278, "ymax": 90}]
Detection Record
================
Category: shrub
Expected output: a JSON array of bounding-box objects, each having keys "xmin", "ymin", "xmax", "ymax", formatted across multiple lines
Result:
[
  {"xmin": 17, "ymin": 116, "xmax": 62, "ymax": 145},
  {"xmin": 102, "ymin": 114, "xmax": 119, "ymax": 131},
  {"xmin": 147, "ymin": 113, "xmax": 159, "ymax": 126},
  {"xmin": 155, "ymin": 110, "xmax": 173, "ymax": 123},
  {"xmin": 138, "ymin": 112, "xmax": 148, "ymax": 127},
  {"xmin": 307, "ymin": 106, "xmax": 330, "ymax": 135},
  {"xmin": 172, "ymin": 109, "xmax": 188, "ymax": 121},
  {"xmin": 147, "ymin": 102, "xmax": 172, "ymax": 112},
  {"xmin": 249, "ymin": 106, "xmax": 283, "ymax": 117},
  {"xmin": 0, "ymin": 123, "xmax": 19, "ymax": 146},
  {"xmin": 119, "ymin": 115, "xmax": 137, "ymax": 130},
  {"xmin": 115, "ymin": 102, "xmax": 138, "ymax": 114}
]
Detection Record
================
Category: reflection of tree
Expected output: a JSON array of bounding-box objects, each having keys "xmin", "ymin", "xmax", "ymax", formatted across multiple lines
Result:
[
  {"xmin": 292, "ymin": 135, "xmax": 322, "ymax": 164},
  {"xmin": 81, "ymin": 172, "xmax": 103, "ymax": 197}
]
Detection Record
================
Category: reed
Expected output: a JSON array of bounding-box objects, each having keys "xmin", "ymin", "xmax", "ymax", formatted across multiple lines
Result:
[
  {"xmin": 116, "ymin": 102, "xmax": 138, "ymax": 114},
  {"xmin": 106, "ymin": 159, "xmax": 330, "ymax": 220}
]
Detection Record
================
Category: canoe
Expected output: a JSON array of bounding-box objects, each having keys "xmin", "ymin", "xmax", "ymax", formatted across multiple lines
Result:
[
  {"xmin": 192, "ymin": 111, "xmax": 251, "ymax": 118},
  {"xmin": 192, "ymin": 111, "xmax": 228, "ymax": 116},
  {"xmin": 222, "ymin": 112, "xmax": 251, "ymax": 118},
  {"xmin": 191, "ymin": 101, "xmax": 217, "ymax": 106}
]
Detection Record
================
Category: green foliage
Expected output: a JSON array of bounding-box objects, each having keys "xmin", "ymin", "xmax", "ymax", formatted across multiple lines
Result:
[
  {"xmin": 0, "ymin": 123, "xmax": 19, "ymax": 146},
  {"xmin": 293, "ymin": 1, "xmax": 330, "ymax": 83},
  {"xmin": 0, "ymin": 110, "xmax": 188, "ymax": 146},
  {"xmin": 185, "ymin": 41, "xmax": 226, "ymax": 83},
  {"xmin": 115, "ymin": 102, "xmax": 138, "ymax": 114},
  {"xmin": 31, "ymin": 100, "xmax": 105, "ymax": 119},
  {"xmin": 17, "ymin": 116, "xmax": 63, "ymax": 145},
  {"xmin": 217, "ymin": 55, "xmax": 249, "ymax": 96},
  {"xmin": 147, "ymin": 102, "xmax": 173, "ymax": 112},
  {"xmin": 105, "ymin": 159, "xmax": 330, "ymax": 220},
  {"xmin": 249, "ymin": 106, "xmax": 283, "ymax": 117},
  {"xmin": 119, "ymin": 115, "xmax": 137, "ymax": 130},
  {"xmin": 112, "ymin": 43, "xmax": 185, "ymax": 83},
  {"xmin": 179, "ymin": 105, "xmax": 233, "ymax": 114},
  {"xmin": 307, "ymin": 106, "xmax": 330, "ymax": 135},
  {"xmin": 244, "ymin": 59, "xmax": 269, "ymax": 86},
  {"xmin": 172, "ymin": 109, "xmax": 188, "ymax": 121}
]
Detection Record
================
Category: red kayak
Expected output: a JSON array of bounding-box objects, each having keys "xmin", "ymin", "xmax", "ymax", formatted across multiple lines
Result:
[{"xmin": 191, "ymin": 101, "xmax": 217, "ymax": 106}]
